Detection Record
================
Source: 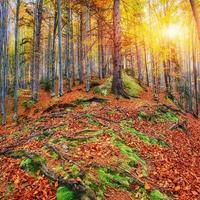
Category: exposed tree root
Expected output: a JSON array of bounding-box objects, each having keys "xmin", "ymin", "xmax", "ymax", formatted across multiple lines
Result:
[
  {"xmin": 170, "ymin": 120, "xmax": 189, "ymax": 134},
  {"xmin": 1, "ymin": 149, "xmax": 96, "ymax": 200},
  {"xmin": 43, "ymin": 103, "xmax": 76, "ymax": 113}
]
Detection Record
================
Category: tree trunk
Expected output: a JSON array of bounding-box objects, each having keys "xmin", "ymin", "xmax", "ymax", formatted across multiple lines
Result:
[
  {"xmin": 67, "ymin": 7, "xmax": 73, "ymax": 92},
  {"xmin": 86, "ymin": 8, "xmax": 91, "ymax": 92},
  {"xmin": 0, "ymin": 0, "xmax": 8, "ymax": 125},
  {"xmin": 78, "ymin": 12, "xmax": 83, "ymax": 84},
  {"xmin": 57, "ymin": 0, "xmax": 63, "ymax": 96},
  {"xmin": 51, "ymin": 10, "xmax": 57, "ymax": 96},
  {"xmin": 97, "ymin": 19, "xmax": 103, "ymax": 79},
  {"xmin": 189, "ymin": 0, "xmax": 200, "ymax": 40},
  {"xmin": 13, "ymin": 0, "xmax": 20, "ymax": 121},
  {"xmin": 112, "ymin": 0, "xmax": 129, "ymax": 98},
  {"xmin": 31, "ymin": 0, "xmax": 43, "ymax": 101}
]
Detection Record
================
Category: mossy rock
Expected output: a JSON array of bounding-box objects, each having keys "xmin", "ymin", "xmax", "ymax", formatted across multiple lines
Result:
[
  {"xmin": 56, "ymin": 186, "xmax": 75, "ymax": 200},
  {"xmin": 94, "ymin": 72, "xmax": 143, "ymax": 97}
]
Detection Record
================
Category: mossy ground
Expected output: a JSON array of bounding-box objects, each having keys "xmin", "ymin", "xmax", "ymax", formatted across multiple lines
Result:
[
  {"xmin": 0, "ymin": 82, "xmax": 176, "ymax": 200},
  {"xmin": 94, "ymin": 72, "xmax": 144, "ymax": 97}
]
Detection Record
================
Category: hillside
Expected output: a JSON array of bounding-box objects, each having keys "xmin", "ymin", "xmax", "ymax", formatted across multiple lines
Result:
[{"xmin": 0, "ymin": 84, "xmax": 199, "ymax": 200}]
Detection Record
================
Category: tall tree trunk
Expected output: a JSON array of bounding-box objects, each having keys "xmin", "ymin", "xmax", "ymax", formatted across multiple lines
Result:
[
  {"xmin": 86, "ymin": 8, "xmax": 91, "ymax": 92},
  {"xmin": 51, "ymin": 10, "xmax": 57, "ymax": 96},
  {"xmin": 112, "ymin": 0, "xmax": 129, "ymax": 98},
  {"xmin": 78, "ymin": 12, "xmax": 83, "ymax": 84},
  {"xmin": 32, "ymin": 0, "xmax": 43, "ymax": 101},
  {"xmin": 46, "ymin": 14, "xmax": 52, "ymax": 85},
  {"xmin": 192, "ymin": 30, "xmax": 199, "ymax": 116},
  {"xmin": 189, "ymin": 0, "xmax": 200, "ymax": 40},
  {"xmin": 135, "ymin": 41, "xmax": 143, "ymax": 83},
  {"xmin": 143, "ymin": 42, "xmax": 149, "ymax": 87},
  {"xmin": 97, "ymin": 19, "xmax": 103, "ymax": 79},
  {"xmin": 13, "ymin": 0, "xmax": 20, "ymax": 121},
  {"xmin": 67, "ymin": 7, "xmax": 73, "ymax": 92},
  {"xmin": 0, "ymin": 0, "xmax": 8, "ymax": 125},
  {"xmin": 57, "ymin": 0, "xmax": 63, "ymax": 96}
]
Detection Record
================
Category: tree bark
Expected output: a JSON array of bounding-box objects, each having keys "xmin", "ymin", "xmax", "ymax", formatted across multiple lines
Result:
[
  {"xmin": 112, "ymin": 0, "xmax": 129, "ymax": 98},
  {"xmin": 57, "ymin": 0, "xmax": 63, "ymax": 96},
  {"xmin": 31, "ymin": 0, "xmax": 44, "ymax": 101},
  {"xmin": 13, "ymin": 0, "xmax": 20, "ymax": 121},
  {"xmin": 189, "ymin": 0, "xmax": 200, "ymax": 40}
]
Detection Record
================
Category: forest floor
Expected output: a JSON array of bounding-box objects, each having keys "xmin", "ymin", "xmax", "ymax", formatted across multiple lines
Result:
[{"xmin": 0, "ymin": 83, "xmax": 200, "ymax": 200}]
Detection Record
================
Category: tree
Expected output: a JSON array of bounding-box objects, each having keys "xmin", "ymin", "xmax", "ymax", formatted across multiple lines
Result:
[
  {"xmin": 31, "ymin": 0, "xmax": 44, "ymax": 101},
  {"xmin": 57, "ymin": 0, "xmax": 63, "ymax": 96},
  {"xmin": 13, "ymin": 0, "xmax": 21, "ymax": 121},
  {"xmin": 189, "ymin": 0, "xmax": 200, "ymax": 39},
  {"xmin": 112, "ymin": 0, "xmax": 129, "ymax": 98},
  {"xmin": 0, "ymin": 0, "xmax": 8, "ymax": 125}
]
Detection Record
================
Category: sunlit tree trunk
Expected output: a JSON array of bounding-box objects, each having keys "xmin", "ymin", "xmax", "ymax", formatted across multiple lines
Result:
[
  {"xmin": 97, "ymin": 19, "xmax": 103, "ymax": 79},
  {"xmin": 13, "ymin": 0, "xmax": 20, "ymax": 121},
  {"xmin": 143, "ymin": 42, "xmax": 149, "ymax": 87},
  {"xmin": 46, "ymin": 14, "xmax": 52, "ymax": 86},
  {"xmin": 135, "ymin": 41, "xmax": 143, "ymax": 84},
  {"xmin": 112, "ymin": 0, "xmax": 129, "ymax": 98},
  {"xmin": 189, "ymin": 0, "xmax": 200, "ymax": 40},
  {"xmin": 192, "ymin": 29, "xmax": 199, "ymax": 116}
]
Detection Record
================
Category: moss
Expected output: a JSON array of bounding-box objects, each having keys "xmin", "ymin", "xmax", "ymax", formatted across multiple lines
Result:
[
  {"xmin": 122, "ymin": 72, "xmax": 143, "ymax": 97},
  {"xmin": 98, "ymin": 167, "xmax": 131, "ymax": 188},
  {"xmin": 138, "ymin": 107, "xmax": 179, "ymax": 123},
  {"xmin": 127, "ymin": 127, "xmax": 168, "ymax": 147},
  {"xmin": 22, "ymin": 100, "xmax": 35, "ymax": 110},
  {"xmin": 56, "ymin": 186, "xmax": 75, "ymax": 200},
  {"xmin": 20, "ymin": 158, "xmax": 40, "ymax": 174},
  {"xmin": 107, "ymin": 130, "xmax": 148, "ymax": 176},
  {"xmin": 93, "ymin": 78, "xmax": 112, "ymax": 96},
  {"xmin": 150, "ymin": 190, "xmax": 169, "ymax": 200},
  {"xmin": 69, "ymin": 165, "xmax": 80, "ymax": 178},
  {"xmin": 94, "ymin": 73, "xmax": 143, "ymax": 97}
]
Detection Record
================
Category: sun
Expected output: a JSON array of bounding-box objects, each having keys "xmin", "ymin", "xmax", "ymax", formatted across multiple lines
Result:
[{"xmin": 165, "ymin": 24, "xmax": 180, "ymax": 39}]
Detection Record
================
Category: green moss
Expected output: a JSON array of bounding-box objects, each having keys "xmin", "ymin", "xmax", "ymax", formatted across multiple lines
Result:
[
  {"xmin": 138, "ymin": 107, "xmax": 179, "ymax": 123},
  {"xmin": 56, "ymin": 186, "xmax": 75, "ymax": 200},
  {"xmin": 150, "ymin": 190, "xmax": 169, "ymax": 200},
  {"xmin": 20, "ymin": 158, "xmax": 40, "ymax": 174},
  {"xmin": 98, "ymin": 167, "xmax": 131, "ymax": 188},
  {"xmin": 127, "ymin": 127, "xmax": 168, "ymax": 147},
  {"xmin": 22, "ymin": 100, "xmax": 35, "ymax": 110},
  {"xmin": 70, "ymin": 165, "xmax": 80, "ymax": 177},
  {"xmin": 122, "ymin": 72, "xmax": 143, "ymax": 97},
  {"xmin": 93, "ymin": 78, "xmax": 112, "ymax": 96},
  {"xmin": 107, "ymin": 130, "xmax": 148, "ymax": 176},
  {"xmin": 94, "ymin": 73, "xmax": 143, "ymax": 97}
]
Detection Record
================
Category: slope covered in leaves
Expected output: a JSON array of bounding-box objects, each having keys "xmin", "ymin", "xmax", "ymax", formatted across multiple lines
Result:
[{"xmin": 0, "ymin": 85, "xmax": 200, "ymax": 200}]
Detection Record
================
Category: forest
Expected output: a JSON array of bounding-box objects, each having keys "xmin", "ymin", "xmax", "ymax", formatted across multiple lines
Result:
[{"xmin": 0, "ymin": 0, "xmax": 200, "ymax": 199}]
